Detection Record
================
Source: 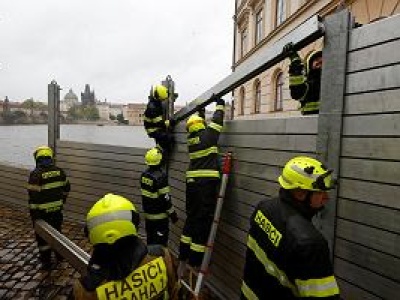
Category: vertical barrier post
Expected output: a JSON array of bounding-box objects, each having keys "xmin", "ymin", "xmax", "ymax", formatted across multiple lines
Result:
[
  {"xmin": 48, "ymin": 80, "xmax": 61, "ymax": 157},
  {"xmin": 316, "ymin": 9, "xmax": 351, "ymax": 257}
]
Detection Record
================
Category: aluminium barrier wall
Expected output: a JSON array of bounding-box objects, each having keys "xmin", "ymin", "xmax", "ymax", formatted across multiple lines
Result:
[{"xmin": 0, "ymin": 9, "xmax": 399, "ymax": 300}]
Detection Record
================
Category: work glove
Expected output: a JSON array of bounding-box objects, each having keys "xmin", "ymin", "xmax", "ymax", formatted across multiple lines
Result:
[
  {"xmin": 282, "ymin": 42, "xmax": 300, "ymax": 61},
  {"xmin": 215, "ymin": 98, "xmax": 225, "ymax": 106},
  {"xmin": 198, "ymin": 107, "xmax": 206, "ymax": 119},
  {"xmin": 170, "ymin": 211, "xmax": 178, "ymax": 224}
]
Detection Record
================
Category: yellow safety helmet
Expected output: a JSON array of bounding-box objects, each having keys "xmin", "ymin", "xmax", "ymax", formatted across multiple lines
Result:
[
  {"xmin": 186, "ymin": 114, "xmax": 205, "ymax": 133},
  {"xmin": 86, "ymin": 193, "xmax": 139, "ymax": 245},
  {"xmin": 34, "ymin": 145, "xmax": 54, "ymax": 160},
  {"xmin": 278, "ymin": 156, "xmax": 336, "ymax": 191},
  {"xmin": 151, "ymin": 84, "xmax": 169, "ymax": 101},
  {"xmin": 145, "ymin": 147, "xmax": 162, "ymax": 166}
]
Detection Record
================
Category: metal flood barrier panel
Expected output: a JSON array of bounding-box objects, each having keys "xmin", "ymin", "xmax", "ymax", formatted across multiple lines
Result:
[
  {"xmin": 0, "ymin": 9, "xmax": 399, "ymax": 300},
  {"xmin": 332, "ymin": 14, "xmax": 400, "ymax": 300}
]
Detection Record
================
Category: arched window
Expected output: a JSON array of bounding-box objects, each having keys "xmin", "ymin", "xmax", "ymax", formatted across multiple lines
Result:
[
  {"xmin": 276, "ymin": 0, "xmax": 286, "ymax": 27},
  {"xmin": 239, "ymin": 87, "xmax": 245, "ymax": 115},
  {"xmin": 254, "ymin": 80, "xmax": 261, "ymax": 114},
  {"xmin": 274, "ymin": 72, "xmax": 284, "ymax": 111}
]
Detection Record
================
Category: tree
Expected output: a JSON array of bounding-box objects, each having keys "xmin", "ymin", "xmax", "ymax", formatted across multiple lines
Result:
[
  {"xmin": 116, "ymin": 113, "xmax": 128, "ymax": 125},
  {"xmin": 109, "ymin": 113, "xmax": 116, "ymax": 121}
]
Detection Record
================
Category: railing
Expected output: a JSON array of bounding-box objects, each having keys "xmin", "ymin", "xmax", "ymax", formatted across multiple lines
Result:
[{"xmin": 34, "ymin": 220, "xmax": 90, "ymax": 276}]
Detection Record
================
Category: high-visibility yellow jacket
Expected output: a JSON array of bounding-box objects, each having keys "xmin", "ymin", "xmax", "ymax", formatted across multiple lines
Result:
[
  {"xmin": 241, "ymin": 189, "xmax": 340, "ymax": 299},
  {"xmin": 74, "ymin": 244, "xmax": 178, "ymax": 300}
]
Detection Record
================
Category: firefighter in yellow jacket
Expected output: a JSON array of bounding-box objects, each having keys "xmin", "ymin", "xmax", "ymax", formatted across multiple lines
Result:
[
  {"xmin": 241, "ymin": 156, "xmax": 340, "ymax": 299},
  {"xmin": 74, "ymin": 193, "xmax": 178, "ymax": 300},
  {"xmin": 27, "ymin": 145, "xmax": 70, "ymax": 270}
]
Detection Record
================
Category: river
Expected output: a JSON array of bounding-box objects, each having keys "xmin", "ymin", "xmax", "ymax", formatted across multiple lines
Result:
[{"xmin": 0, "ymin": 125, "xmax": 155, "ymax": 168}]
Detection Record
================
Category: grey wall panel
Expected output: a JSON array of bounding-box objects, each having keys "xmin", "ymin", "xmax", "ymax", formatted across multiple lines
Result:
[
  {"xmin": 58, "ymin": 155, "xmax": 144, "ymax": 171},
  {"xmin": 219, "ymin": 134, "xmax": 316, "ymax": 151},
  {"xmin": 336, "ymin": 279, "xmax": 381, "ymax": 300},
  {"xmin": 343, "ymin": 114, "xmax": 400, "ymax": 136},
  {"xmin": 58, "ymin": 140, "xmax": 146, "ymax": 156},
  {"xmin": 344, "ymin": 89, "xmax": 400, "ymax": 115},
  {"xmin": 340, "ymin": 158, "xmax": 400, "ymax": 185},
  {"xmin": 336, "ymin": 219, "xmax": 400, "ymax": 258},
  {"xmin": 347, "ymin": 39, "xmax": 400, "ymax": 73},
  {"xmin": 346, "ymin": 64, "xmax": 400, "ymax": 94},
  {"xmin": 339, "ymin": 178, "xmax": 400, "ymax": 209},
  {"xmin": 335, "ymin": 238, "xmax": 400, "ymax": 282},
  {"xmin": 337, "ymin": 198, "xmax": 400, "ymax": 233},
  {"xmin": 335, "ymin": 258, "xmax": 399, "ymax": 300},
  {"xmin": 224, "ymin": 117, "xmax": 318, "ymax": 134},
  {"xmin": 349, "ymin": 14, "xmax": 400, "ymax": 51},
  {"xmin": 342, "ymin": 137, "xmax": 400, "ymax": 160}
]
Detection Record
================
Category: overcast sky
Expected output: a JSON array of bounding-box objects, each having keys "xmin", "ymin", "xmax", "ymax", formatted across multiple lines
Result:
[{"xmin": 0, "ymin": 1, "xmax": 234, "ymax": 105}]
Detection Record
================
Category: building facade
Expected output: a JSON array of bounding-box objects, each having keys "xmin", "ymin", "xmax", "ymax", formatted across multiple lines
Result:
[{"xmin": 233, "ymin": 0, "xmax": 400, "ymax": 119}]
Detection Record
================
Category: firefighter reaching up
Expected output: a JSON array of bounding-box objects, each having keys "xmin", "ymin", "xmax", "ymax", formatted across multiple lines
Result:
[
  {"xmin": 140, "ymin": 147, "xmax": 178, "ymax": 247},
  {"xmin": 144, "ymin": 84, "xmax": 175, "ymax": 161},
  {"xmin": 283, "ymin": 42, "xmax": 323, "ymax": 115},
  {"xmin": 179, "ymin": 98, "xmax": 225, "ymax": 269},
  {"xmin": 74, "ymin": 193, "xmax": 178, "ymax": 300},
  {"xmin": 241, "ymin": 156, "xmax": 340, "ymax": 299}
]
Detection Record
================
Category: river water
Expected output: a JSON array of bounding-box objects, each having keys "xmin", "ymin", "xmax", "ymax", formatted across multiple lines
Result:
[{"xmin": 0, "ymin": 125, "xmax": 154, "ymax": 168}]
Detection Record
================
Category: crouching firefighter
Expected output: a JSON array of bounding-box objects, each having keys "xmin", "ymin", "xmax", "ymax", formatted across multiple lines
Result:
[
  {"xmin": 141, "ymin": 147, "xmax": 178, "ymax": 246},
  {"xmin": 27, "ymin": 145, "xmax": 70, "ymax": 270},
  {"xmin": 241, "ymin": 156, "xmax": 340, "ymax": 299},
  {"xmin": 74, "ymin": 193, "xmax": 178, "ymax": 300},
  {"xmin": 144, "ymin": 84, "xmax": 175, "ymax": 163},
  {"xmin": 179, "ymin": 98, "xmax": 225, "ymax": 268}
]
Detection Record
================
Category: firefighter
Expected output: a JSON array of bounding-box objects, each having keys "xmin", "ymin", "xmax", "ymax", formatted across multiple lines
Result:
[
  {"xmin": 27, "ymin": 145, "xmax": 70, "ymax": 270},
  {"xmin": 283, "ymin": 42, "xmax": 322, "ymax": 115},
  {"xmin": 241, "ymin": 156, "xmax": 340, "ymax": 299},
  {"xmin": 179, "ymin": 98, "xmax": 225, "ymax": 268},
  {"xmin": 141, "ymin": 147, "xmax": 178, "ymax": 246},
  {"xmin": 144, "ymin": 84, "xmax": 174, "ymax": 158},
  {"xmin": 74, "ymin": 193, "xmax": 178, "ymax": 300}
]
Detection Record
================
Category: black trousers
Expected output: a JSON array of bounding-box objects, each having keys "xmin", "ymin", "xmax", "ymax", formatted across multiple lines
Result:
[
  {"xmin": 179, "ymin": 178, "xmax": 219, "ymax": 267},
  {"xmin": 31, "ymin": 210, "xmax": 63, "ymax": 265},
  {"xmin": 145, "ymin": 219, "xmax": 170, "ymax": 246}
]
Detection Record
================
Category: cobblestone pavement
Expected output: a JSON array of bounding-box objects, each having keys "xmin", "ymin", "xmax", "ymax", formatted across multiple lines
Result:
[
  {"xmin": 0, "ymin": 203, "xmax": 90, "ymax": 300},
  {"xmin": 0, "ymin": 202, "xmax": 220, "ymax": 300}
]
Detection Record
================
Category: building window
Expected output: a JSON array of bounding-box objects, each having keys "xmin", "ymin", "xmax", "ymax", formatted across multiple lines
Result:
[
  {"xmin": 240, "ymin": 27, "xmax": 248, "ymax": 58},
  {"xmin": 274, "ymin": 72, "xmax": 284, "ymax": 111},
  {"xmin": 276, "ymin": 0, "xmax": 286, "ymax": 27},
  {"xmin": 255, "ymin": 9, "xmax": 263, "ymax": 45},
  {"xmin": 239, "ymin": 87, "xmax": 245, "ymax": 115},
  {"xmin": 254, "ymin": 80, "xmax": 261, "ymax": 114}
]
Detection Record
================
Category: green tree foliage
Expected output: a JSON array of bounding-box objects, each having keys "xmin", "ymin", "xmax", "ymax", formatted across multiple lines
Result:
[
  {"xmin": 67, "ymin": 105, "xmax": 100, "ymax": 121},
  {"xmin": 116, "ymin": 113, "xmax": 128, "ymax": 124}
]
